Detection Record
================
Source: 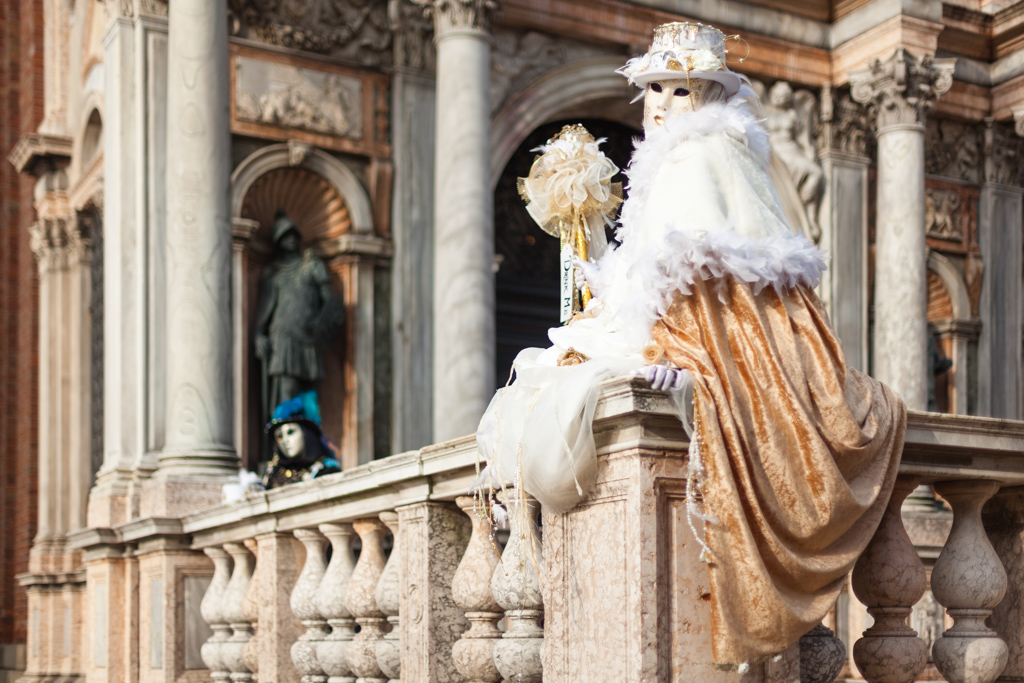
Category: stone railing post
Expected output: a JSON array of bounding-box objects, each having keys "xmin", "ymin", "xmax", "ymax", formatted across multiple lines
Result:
[
  {"xmin": 375, "ymin": 512, "xmax": 402, "ymax": 682},
  {"xmin": 850, "ymin": 476, "xmax": 928, "ymax": 683},
  {"xmin": 241, "ymin": 538, "xmax": 260, "ymax": 681},
  {"xmin": 849, "ymin": 49, "xmax": 955, "ymax": 410},
  {"xmin": 346, "ymin": 518, "xmax": 389, "ymax": 682},
  {"xmin": 451, "ymin": 495, "xmax": 503, "ymax": 683},
  {"xmin": 316, "ymin": 523, "xmax": 357, "ymax": 683},
  {"xmin": 491, "ymin": 491, "xmax": 544, "ymax": 683},
  {"xmin": 223, "ymin": 543, "xmax": 256, "ymax": 682},
  {"xmin": 292, "ymin": 529, "xmax": 330, "ymax": 683},
  {"xmin": 255, "ymin": 532, "xmax": 304, "ymax": 681},
  {"xmin": 201, "ymin": 547, "xmax": 234, "ymax": 682},
  {"xmin": 931, "ymin": 480, "xmax": 1008, "ymax": 683}
]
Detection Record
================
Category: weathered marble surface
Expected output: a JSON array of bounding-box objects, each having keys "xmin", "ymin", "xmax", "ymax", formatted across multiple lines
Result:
[
  {"xmin": 374, "ymin": 512, "xmax": 401, "ymax": 681},
  {"xmin": 255, "ymin": 532, "xmax": 303, "ymax": 683},
  {"xmin": 291, "ymin": 530, "xmax": 329, "ymax": 683},
  {"xmin": 316, "ymin": 523, "xmax": 356, "ymax": 683},
  {"xmin": 345, "ymin": 519, "xmax": 388, "ymax": 682}
]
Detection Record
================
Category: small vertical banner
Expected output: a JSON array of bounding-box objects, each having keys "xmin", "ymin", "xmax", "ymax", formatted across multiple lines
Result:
[{"xmin": 560, "ymin": 243, "xmax": 574, "ymax": 323}]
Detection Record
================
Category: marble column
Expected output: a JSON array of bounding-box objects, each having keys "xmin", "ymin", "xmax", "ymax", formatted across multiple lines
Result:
[
  {"xmin": 850, "ymin": 49, "xmax": 955, "ymax": 410},
  {"xmin": 413, "ymin": 0, "xmax": 500, "ymax": 441},
  {"xmin": 159, "ymin": 0, "xmax": 237, "ymax": 498}
]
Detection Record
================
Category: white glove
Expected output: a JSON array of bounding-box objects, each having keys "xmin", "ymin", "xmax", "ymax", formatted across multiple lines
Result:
[
  {"xmin": 633, "ymin": 365, "xmax": 693, "ymax": 392},
  {"xmin": 573, "ymin": 258, "xmax": 600, "ymax": 297}
]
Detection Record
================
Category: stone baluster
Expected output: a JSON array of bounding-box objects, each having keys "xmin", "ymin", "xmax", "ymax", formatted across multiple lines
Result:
[
  {"xmin": 292, "ymin": 529, "xmax": 330, "ymax": 683},
  {"xmin": 850, "ymin": 476, "xmax": 928, "ymax": 683},
  {"xmin": 931, "ymin": 480, "xmax": 1008, "ymax": 683},
  {"xmin": 491, "ymin": 491, "xmax": 544, "ymax": 683},
  {"xmin": 346, "ymin": 518, "xmax": 389, "ymax": 683},
  {"xmin": 317, "ymin": 523, "xmax": 357, "ymax": 683},
  {"xmin": 222, "ymin": 543, "xmax": 256, "ymax": 682},
  {"xmin": 799, "ymin": 623, "xmax": 845, "ymax": 683},
  {"xmin": 241, "ymin": 539, "xmax": 260, "ymax": 681},
  {"xmin": 375, "ymin": 512, "xmax": 402, "ymax": 682},
  {"xmin": 451, "ymin": 495, "xmax": 503, "ymax": 683},
  {"xmin": 201, "ymin": 547, "xmax": 234, "ymax": 682}
]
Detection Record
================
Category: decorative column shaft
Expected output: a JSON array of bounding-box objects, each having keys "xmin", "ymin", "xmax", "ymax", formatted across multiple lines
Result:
[
  {"xmin": 931, "ymin": 480, "xmax": 1008, "ymax": 683},
  {"xmin": 292, "ymin": 529, "xmax": 331, "ymax": 683},
  {"xmin": 491, "ymin": 491, "xmax": 544, "ymax": 683},
  {"xmin": 850, "ymin": 49, "xmax": 954, "ymax": 410},
  {"xmin": 850, "ymin": 476, "xmax": 928, "ymax": 683},
  {"xmin": 316, "ymin": 524, "xmax": 357, "ymax": 683},
  {"xmin": 346, "ymin": 519, "xmax": 389, "ymax": 683},
  {"xmin": 375, "ymin": 512, "xmax": 402, "ymax": 682},
  {"xmin": 163, "ymin": 0, "xmax": 236, "ymax": 472},
  {"xmin": 222, "ymin": 543, "xmax": 256, "ymax": 683},
  {"xmin": 414, "ymin": 0, "xmax": 500, "ymax": 441},
  {"xmin": 201, "ymin": 547, "xmax": 234, "ymax": 682},
  {"xmin": 451, "ymin": 496, "xmax": 503, "ymax": 683}
]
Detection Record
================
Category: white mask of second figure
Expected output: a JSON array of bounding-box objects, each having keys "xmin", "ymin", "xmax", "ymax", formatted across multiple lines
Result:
[
  {"xmin": 643, "ymin": 77, "xmax": 713, "ymax": 132},
  {"xmin": 275, "ymin": 422, "xmax": 306, "ymax": 458}
]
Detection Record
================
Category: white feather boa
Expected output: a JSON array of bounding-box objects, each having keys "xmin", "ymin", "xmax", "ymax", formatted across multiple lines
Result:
[{"xmin": 591, "ymin": 97, "xmax": 826, "ymax": 344}]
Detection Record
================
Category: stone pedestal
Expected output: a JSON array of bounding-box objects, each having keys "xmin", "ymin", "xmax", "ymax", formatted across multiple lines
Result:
[
  {"xmin": 157, "ymin": 0, "xmax": 237, "ymax": 511},
  {"xmin": 254, "ymin": 532, "xmax": 303, "ymax": 683},
  {"xmin": 414, "ymin": 0, "xmax": 499, "ymax": 441},
  {"xmin": 396, "ymin": 502, "xmax": 470, "ymax": 682},
  {"xmin": 850, "ymin": 49, "xmax": 954, "ymax": 410}
]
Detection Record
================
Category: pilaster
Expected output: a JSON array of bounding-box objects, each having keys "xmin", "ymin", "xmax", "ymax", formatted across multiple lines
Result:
[{"xmin": 850, "ymin": 49, "xmax": 955, "ymax": 409}]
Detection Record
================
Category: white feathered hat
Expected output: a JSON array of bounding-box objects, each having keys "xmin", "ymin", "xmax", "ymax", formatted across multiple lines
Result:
[{"xmin": 618, "ymin": 22, "xmax": 743, "ymax": 96}]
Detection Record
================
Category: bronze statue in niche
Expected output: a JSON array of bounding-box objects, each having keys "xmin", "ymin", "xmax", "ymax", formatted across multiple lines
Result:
[{"xmin": 254, "ymin": 209, "xmax": 345, "ymax": 430}]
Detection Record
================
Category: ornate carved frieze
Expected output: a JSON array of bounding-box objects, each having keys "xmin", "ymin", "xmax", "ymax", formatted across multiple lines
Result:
[
  {"xmin": 849, "ymin": 49, "xmax": 956, "ymax": 132},
  {"xmin": 924, "ymin": 179, "xmax": 979, "ymax": 254},
  {"xmin": 925, "ymin": 188, "xmax": 963, "ymax": 240},
  {"xmin": 102, "ymin": 0, "xmax": 134, "ymax": 18},
  {"xmin": 411, "ymin": 0, "xmax": 499, "ymax": 36},
  {"xmin": 389, "ymin": 0, "xmax": 435, "ymax": 70},
  {"xmin": 228, "ymin": 0, "xmax": 392, "ymax": 68},
  {"xmin": 816, "ymin": 84, "xmax": 870, "ymax": 158},
  {"xmin": 139, "ymin": 0, "xmax": 167, "ymax": 17},
  {"xmin": 983, "ymin": 119, "xmax": 1024, "ymax": 186},
  {"xmin": 490, "ymin": 28, "xmax": 608, "ymax": 114},
  {"xmin": 925, "ymin": 119, "xmax": 981, "ymax": 184}
]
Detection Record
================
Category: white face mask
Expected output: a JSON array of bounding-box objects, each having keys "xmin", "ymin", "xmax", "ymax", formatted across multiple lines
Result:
[
  {"xmin": 643, "ymin": 78, "xmax": 712, "ymax": 132},
  {"xmin": 275, "ymin": 422, "xmax": 306, "ymax": 458}
]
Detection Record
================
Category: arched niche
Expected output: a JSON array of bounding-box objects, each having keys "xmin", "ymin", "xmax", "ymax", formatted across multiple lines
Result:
[
  {"xmin": 926, "ymin": 251, "xmax": 979, "ymax": 415},
  {"xmin": 231, "ymin": 142, "xmax": 389, "ymax": 472}
]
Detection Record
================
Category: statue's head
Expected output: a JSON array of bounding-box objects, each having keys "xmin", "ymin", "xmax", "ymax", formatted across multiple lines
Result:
[
  {"xmin": 617, "ymin": 22, "xmax": 744, "ymax": 132},
  {"xmin": 272, "ymin": 209, "xmax": 301, "ymax": 254},
  {"xmin": 769, "ymin": 81, "xmax": 793, "ymax": 108}
]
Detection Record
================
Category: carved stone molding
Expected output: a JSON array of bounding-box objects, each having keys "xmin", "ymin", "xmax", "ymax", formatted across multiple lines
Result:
[
  {"xmin": 411, "ymin": 0, "xmax": 500, "ymax": 36},
  {"xmin": 926, "ymin": 119, "xmax": 981, "ymax": 183},
  {"xmin": 984, "ymin": 119, "xmax": 1024, "ymax": 186},
  {"xmin": 816, "ymin": 84, "xmax": 870, "ymax": 158},
  {"xmin": 139, "ymin": 0, "xmax": 167, "ymax": 17},
  {"xmin": 849, "ymin": 49, "xmax": 956, "ymax": 132},
  {"xmin": 228, "ymin": 0, "xmax": 392, "ymax": 68}
]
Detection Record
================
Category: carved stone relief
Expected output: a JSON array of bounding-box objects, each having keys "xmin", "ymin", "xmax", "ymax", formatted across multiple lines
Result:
[
  {"xmin": 388, "ymin": 0, "xmax": 434, "ymax": 71},
  {"xmin": 925, "ymin": 188, "xmax": 963, "ymax": 241},
  {"xmin": 138, "ymin": 0, "xmax": 166, "ymax": 16},
  {"xmin": 228, "ymin": 0, "xmax": 392, "ymax": 68},
  {"xmin": 758, "ymin": 79, "xmax": 824, "ymax": 241},
  {"xmin": 30, "ymin": 216, "xmax": 92, "ymax": 274},
  {"xmin": 925, "ymin": 119, "xmax": 981, "ymax": 184},
  {"xmin": 235, "ymin": 56, "xmax": 363, "ymax": 138},
  {"xmin": 815, "ymin": 83, "xmax": 870, "ymax": 158},
  {"xmin": 489, "ymin": 29, "xmax": 608, "ymax": 114},
  {"xmin": 983, "ymin": 120, "xmax": 1024, "ymax": 186}
]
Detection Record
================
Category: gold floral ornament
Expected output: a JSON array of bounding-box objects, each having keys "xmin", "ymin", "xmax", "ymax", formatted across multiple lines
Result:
[{"xmin": 517, "ymin": 124, "xmax": 622, "ymax": 322}]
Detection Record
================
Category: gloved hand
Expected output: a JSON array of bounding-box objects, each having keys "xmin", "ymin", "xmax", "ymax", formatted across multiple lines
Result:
[
  {"xmin": 573, "ymin": 258, "xmax": 600, "ymax": 297},
  {"xmin": 633, "ymin": 364, "xmax": 693, "ymax": 391}
]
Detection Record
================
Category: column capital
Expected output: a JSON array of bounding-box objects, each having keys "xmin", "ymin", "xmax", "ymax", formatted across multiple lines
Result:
[
  {"xmin": 30, "ymin": 215, "xmax": 91, "ymax": 274},
  {"xmin": 411, "ymin": 0, "xmax": 500, "ymax": 37},
  {"xmin": 849, "ymin": 48, "xmax": 955, "ymax": 132},
  {"xmin": 984, "ymin": 118, "xmax": 1024, "ymax": 186}
]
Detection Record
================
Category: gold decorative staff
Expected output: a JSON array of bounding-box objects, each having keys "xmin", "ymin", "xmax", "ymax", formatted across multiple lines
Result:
[{"xmin": 518, "ymin": 124, "xmax": 622, "ymax": 323}]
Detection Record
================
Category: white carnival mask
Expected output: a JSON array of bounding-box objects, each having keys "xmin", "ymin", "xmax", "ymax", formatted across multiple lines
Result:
[
  {"xmin": 274, "ymin": 422, "xmax": 306, "ymax": 458},
  {"xmin": 643, "ymin": 77, "xmax": 713, "ymax": 131}
]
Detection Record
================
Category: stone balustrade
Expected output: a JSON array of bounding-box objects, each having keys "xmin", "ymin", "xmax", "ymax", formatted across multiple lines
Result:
[{"xmin": 90, "ymin": 378, "xmax": 1024, "ymax": 683}]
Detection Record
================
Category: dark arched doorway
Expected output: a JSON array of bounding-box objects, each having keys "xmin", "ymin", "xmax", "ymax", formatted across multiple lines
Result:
[{"xmin": 493, "ymin": 118, "xmax": 639, "ymax": 383}]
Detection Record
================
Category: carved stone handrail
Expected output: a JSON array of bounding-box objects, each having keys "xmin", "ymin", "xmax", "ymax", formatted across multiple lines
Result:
[{"xmin": 164, "ymin": 379, "xmax": 1024, "ymax": 682}]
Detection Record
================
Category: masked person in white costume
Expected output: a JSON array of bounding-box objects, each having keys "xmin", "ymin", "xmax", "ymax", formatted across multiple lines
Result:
[{"xmin": 478, "ymin": 22, "xmax": 905, "ymax": 668}]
